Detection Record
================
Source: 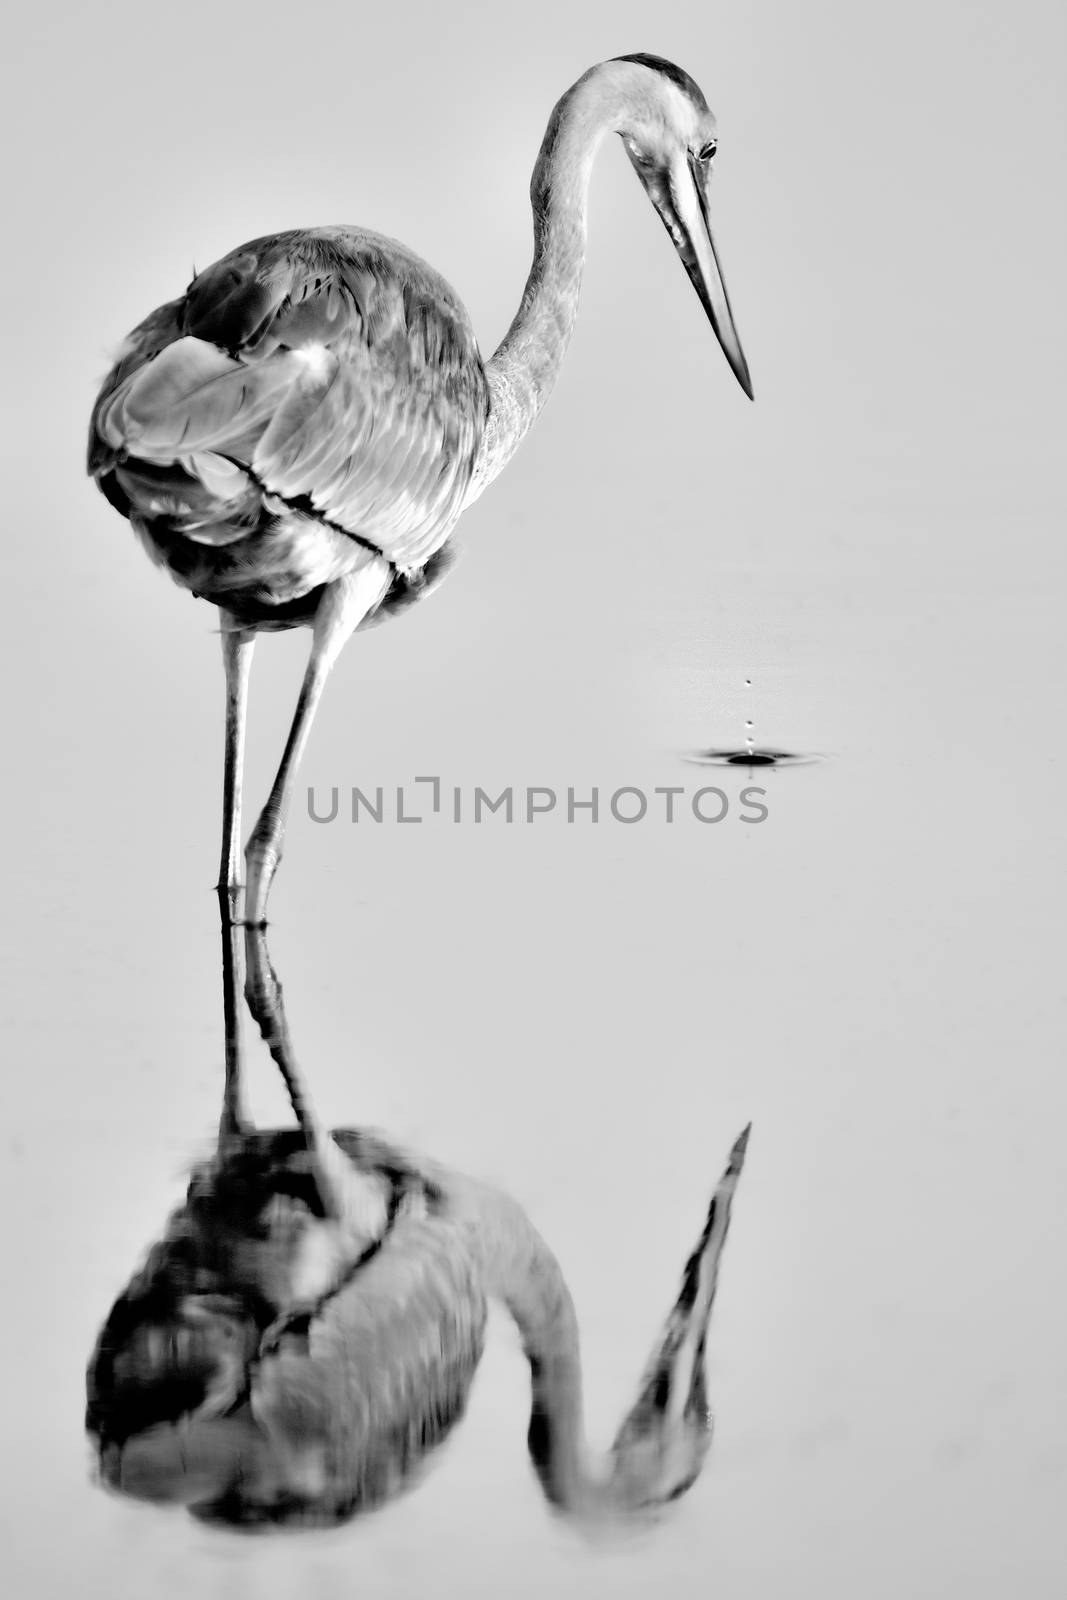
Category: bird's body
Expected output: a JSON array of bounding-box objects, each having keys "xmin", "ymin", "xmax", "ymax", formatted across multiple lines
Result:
[
  {"xmin": 88, "ymin": 56, "xmax": 753, "ymax": 922},
  {"xmin": 90, "ymin": 227, "xmax": 487, "ymax": 631},
  {"xmin": 86, "ymin": 1126, "xmax": 490, "ymax": 1521},
  {"xmin": 87, "ymin": 1121, "xmax": 751, "ymax": 1525}
]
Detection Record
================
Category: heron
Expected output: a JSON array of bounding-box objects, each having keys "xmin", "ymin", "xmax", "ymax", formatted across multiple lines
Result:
[
  {"xmin": 86, "ymin": 921, "xmax": 751, "ymax": 1524},
  {"xmin": 87, "ymin": 53, "xmax": 753, "ymax": 926}
]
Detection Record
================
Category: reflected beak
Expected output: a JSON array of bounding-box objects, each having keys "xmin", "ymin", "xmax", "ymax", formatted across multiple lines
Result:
[{"xmin": 630, "ymin": 149, "xmax": 754, "ymax": 400}]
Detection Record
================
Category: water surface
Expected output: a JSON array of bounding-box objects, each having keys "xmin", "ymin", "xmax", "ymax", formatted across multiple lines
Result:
[{"xmin": 3, "ymin": 2, "xmax": 1065, "ymax": 1596}]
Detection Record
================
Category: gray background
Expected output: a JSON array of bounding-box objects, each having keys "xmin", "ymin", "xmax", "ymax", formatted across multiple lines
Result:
[{"xmin": 2, "ymin": 0, "xmax": 1064, "ymax": 1595}]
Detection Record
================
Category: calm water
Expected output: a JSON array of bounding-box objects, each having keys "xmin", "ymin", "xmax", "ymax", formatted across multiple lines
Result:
[{"xmin": 3, "ymin": 1, "xmax": 1065, "ymax": 1595}]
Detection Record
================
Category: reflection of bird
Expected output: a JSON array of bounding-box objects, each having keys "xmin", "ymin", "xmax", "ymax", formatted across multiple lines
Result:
[
  {"xmin": 87, "ymin": 924, "xmax": 751, "ymax": 1524},
  {"xmin": 87, "ymin": 54, "xmax": 753, "ymax": 926}
]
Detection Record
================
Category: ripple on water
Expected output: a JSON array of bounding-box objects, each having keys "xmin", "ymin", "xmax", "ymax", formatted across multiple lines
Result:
[{"xmin": 683, "ymin": 748, "xmax": 822, "ymax": 769}]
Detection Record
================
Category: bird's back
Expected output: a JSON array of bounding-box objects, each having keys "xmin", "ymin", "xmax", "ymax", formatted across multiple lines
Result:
[{"xmin": 88, "ymin": 227, "xmax": 489, "ymax": 628}]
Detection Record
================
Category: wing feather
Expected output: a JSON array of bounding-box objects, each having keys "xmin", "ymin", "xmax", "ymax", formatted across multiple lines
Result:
[
  {"xmin": 254, "ymin": 354, "xmax": 343, "ymax": 487},
  {"xmin": 99, "ymin": 338, "xmax": 304, "ymax": 457},
  {"xmin": 89, "ymin": 227, "xmax": 488, "ymax": 579}
]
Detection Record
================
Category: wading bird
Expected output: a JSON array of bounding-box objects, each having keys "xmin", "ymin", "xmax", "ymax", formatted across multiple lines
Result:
[
  {"xmin": 88, "ymin": 54, "xmax": 753, "ymax": 924},
  {"xmin": 86, "ymin": 922, "xmax": 751, "ymax": 1524}
]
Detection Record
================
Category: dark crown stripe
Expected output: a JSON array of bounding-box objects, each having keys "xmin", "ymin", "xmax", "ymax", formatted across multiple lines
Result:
[{"xmin": 612, "ymin": 53, "xmax": 709, "ymax": 113}]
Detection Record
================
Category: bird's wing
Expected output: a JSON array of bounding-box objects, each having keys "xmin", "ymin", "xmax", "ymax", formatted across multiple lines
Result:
[
  {"xmin": 90, "ymin": 229, "xmax": 489, "ymax": 571},
  {"xmin": 250, "ymin": 1205, "xmax": 487, "ymax": 1513}
]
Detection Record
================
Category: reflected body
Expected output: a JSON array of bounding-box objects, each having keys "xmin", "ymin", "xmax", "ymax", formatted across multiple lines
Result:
[
  {"xmin": 86, "ymin": 927, "xmax": 751, "ymax": 1526},
  {"xmin": 87, "ymin": 53, "xmax": 752, "ymax": 926}
]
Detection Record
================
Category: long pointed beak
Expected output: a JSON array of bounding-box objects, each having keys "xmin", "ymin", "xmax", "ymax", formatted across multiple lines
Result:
[
  {"xmin": 632, "ymin": 149, "xmax": 754, "ymax": 400},
  {"xmin": 684, "ymin": 155, "xmax": 754, "ymax": 399}
]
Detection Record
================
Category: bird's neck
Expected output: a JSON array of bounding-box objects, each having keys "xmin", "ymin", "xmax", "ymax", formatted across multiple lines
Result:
[
  {"xmin": 456, "ymin": 1178, "xmax": 611, "ymax": 1512},
  {"xmin": 453, "ymin": 1121, "xmax": 750, "ymax": 1518},
  {"xmin": 456, "ymin": 1170, "xmax": 710, "ymax": 1519},
  {"xmin": 467, "ymin": 67, "xmax": 628, "ymax": 504}
]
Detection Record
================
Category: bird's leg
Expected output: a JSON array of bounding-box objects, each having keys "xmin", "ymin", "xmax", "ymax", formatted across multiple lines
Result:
[
  {"xmin": 241, "ymin": 925, "xmax": 390, "ymax": 1257},
  {"xmin": 217, "ymin": 617, "xmax": 256, "ymax": 925},
  {"xmin": 242, "ymin": 923, "xmax": 343, "ymax": 1220},
  {"xmin": 217, "ymin": 885, "xmax": 248, "ymax": 1147},
  {"xmin": 243, "ymin": 561, "xmax": 390, "ymax": 926}
]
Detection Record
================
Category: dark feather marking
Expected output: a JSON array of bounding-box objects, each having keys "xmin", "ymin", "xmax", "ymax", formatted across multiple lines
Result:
[
  {"xmin": 214, "ymin": 453, "xmax": 394, "ymax": 568},
  {"xmin": 527, "ymin": 1396, "xmax": 553, "ymax": 1472},
  {"xmin": 613, "ymin": 52, "xmax": 709, "ymax": 112},
  {"xmin": 666, "ymin": 1470, "xmax": 700, "ymax": 1502},
  {"xmin": 675, "ymin": 1195, "xmax": 716, "ymax": 1314}
]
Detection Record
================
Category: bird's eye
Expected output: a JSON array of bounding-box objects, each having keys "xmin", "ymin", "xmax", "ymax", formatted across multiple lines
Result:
[{"xmin": 698, "ymin": 140, "xmax": 718, "ymax": 162}]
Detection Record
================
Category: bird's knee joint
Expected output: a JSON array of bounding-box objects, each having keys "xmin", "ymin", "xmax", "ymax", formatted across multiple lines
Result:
[{"xmin": 245, "ymin": 831, "xmax": 283, "ymax": 868}]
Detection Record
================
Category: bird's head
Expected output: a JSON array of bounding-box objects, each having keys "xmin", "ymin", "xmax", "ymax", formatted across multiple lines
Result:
[{"xmin": 608, "ymin": 52, "xmax": 753, "ymax": 400}]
